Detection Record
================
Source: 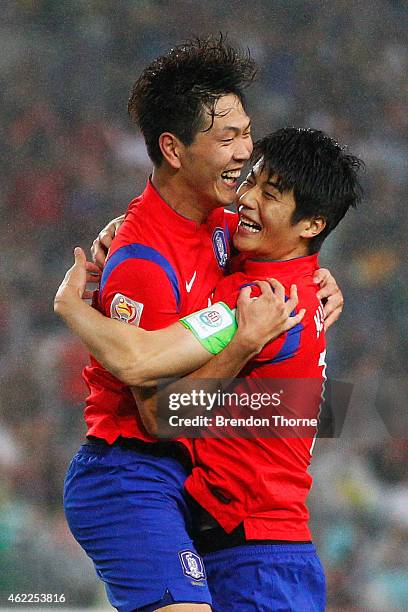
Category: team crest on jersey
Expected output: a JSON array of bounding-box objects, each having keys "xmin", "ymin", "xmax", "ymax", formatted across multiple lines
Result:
[
  {"xmin": 110, "ymin": 293, "xmax": 143, "ymax": 326},
  {"xmin": 212, "ymin": 227, "xmax": 228, "ymax": 269},
  {"xmin": 199, "ymin": 310, "xmax": 222, "ymax": 327},
  {"xmin": 179, "ymin": 550, "xmax": 206, "ymax": 581}
]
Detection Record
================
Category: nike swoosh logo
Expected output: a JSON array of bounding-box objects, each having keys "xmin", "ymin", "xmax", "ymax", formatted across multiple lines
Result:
[{"xmin": 186, "ymin": 271, "xmax": 197, "ymax": 293}]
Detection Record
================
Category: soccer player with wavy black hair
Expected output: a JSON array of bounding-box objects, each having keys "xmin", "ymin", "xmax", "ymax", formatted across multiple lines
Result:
[
  {"xmin": 57, "ymin": 124, "xmax": 361, "ymax": 611},
  {"xmin": 124, "ymin": 35, "xmax": 256, "ymax": 217},
  {"xmin": 61, "ymin": 35, "xmax": 263, "ymax": 612},
  {"xmin": 128, "ymin": 35, "xmax": 256, "ymax": 167}
]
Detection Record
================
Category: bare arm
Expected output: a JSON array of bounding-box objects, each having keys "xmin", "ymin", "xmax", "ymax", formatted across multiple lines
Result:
[
  {"xmin": 54, "ymin": 248, "xmax": 212, "ymax": 385},
  {"xmin": 133, "ymin": 280, "xmax": 304, "ymax": 435},
  {"xmin": 54, "ymin": 249, "xmax": 304, "ymax": 388},
  {"xmin": 132, "ymin": 280, "xmax": 304, "ymax": 435}
]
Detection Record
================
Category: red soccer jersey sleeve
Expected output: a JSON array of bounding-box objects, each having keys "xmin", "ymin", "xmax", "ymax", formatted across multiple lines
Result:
[
  {"xmin": 100, "ymin": 257, "xmax": 180, "ymax": 330},
  {"xmin": 83, "ymin": 246, "xmax": 183, "ymax": 443}
]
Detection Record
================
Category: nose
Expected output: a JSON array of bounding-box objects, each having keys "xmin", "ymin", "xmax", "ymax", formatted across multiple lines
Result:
[
  {"xmin": 233, "ymin": 134, "xmax": 253, "ymax": 162},
  {"xmin": 238, "ymin": 188, "xmax": 257, "ymax": 211}
]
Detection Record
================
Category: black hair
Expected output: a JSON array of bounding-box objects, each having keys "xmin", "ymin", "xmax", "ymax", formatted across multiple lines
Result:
[
  {"xmin": 252, "ymin": 128, "xmax": 364, "ymax": 252},
  {"xmin": 128, "ymin": 35, "xmax": 256, "ymax": 166}
]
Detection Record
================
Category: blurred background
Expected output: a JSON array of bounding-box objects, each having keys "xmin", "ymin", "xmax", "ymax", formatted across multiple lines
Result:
[{"xmin": 0, "ymin": 0, "xmax": 407, "ymax": 610}]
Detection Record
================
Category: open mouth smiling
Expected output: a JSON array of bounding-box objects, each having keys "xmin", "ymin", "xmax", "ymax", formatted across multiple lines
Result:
[
  {"xmin": 221, "ymin": 169, "xmax": 241, "ymax": 185},
  {"xmin": 238, "ymin": 216, "xmax": 262, "ymax": 233}
]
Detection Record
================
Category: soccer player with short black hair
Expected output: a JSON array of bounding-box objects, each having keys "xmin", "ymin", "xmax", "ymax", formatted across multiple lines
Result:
[
  {"xmin": 58, "ymin": 36, "xmax": 304, "ymax": 612},
  {"xmin": 127, "ymin": 35, "xmax": 256, "ymax": 170},
  {"xmin": 182, "ymin": 128, "xmax": 363, "ymax": 610},
  {"xmin": 56, "ymin": 126, "xmax": 362, "ymax": 611}
]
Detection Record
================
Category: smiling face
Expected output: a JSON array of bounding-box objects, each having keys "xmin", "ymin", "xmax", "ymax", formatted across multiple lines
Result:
[
  {"xmin": 233, "ymin": 161, "xmax": 325, "ymax": 261},
  {"xmin": 178, "ymin": 94, "xmax": 253, "ymax": 210}
]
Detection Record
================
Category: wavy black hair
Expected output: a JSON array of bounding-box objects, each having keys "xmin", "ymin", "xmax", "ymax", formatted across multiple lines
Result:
[
  {"xmin": 128, "ymin": 35, "xmax": 256, "ymax": 166},
  {"xmin": 252, "ymin": 128, "xmax": 364, "ymax": 252}
]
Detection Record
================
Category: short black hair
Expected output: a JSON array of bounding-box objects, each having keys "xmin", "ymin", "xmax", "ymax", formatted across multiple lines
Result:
[
  {"xmin": 128, "ymin": 35, "xmax": 256, "ymax": 166},
  {"xmin": 252, "ymin": 128, "xmax": 364, "ymax": 252}
]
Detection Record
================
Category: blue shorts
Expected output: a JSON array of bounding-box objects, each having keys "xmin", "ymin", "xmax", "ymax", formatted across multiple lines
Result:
[
  {"xmin": 63, "ymin": 443, "xmax": 212, "ymax": 612},
  {"xmin": 203, "ymin": 543, "xmax": 326, "ymax": 612}
]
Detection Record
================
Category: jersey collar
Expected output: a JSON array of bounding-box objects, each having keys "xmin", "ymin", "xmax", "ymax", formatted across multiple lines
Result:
[
  {"xmin": 242, "ymin": 253, "xmax": 320, "ymax": 279},
  {"xmin": 140, "ymin": 179, "xmax": 208, "ymax": 233}
]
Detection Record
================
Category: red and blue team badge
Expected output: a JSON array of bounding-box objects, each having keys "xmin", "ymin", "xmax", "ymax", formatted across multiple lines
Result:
[
  {"xmin": 212, "ymin": 227, "xmax": 228, "ymax": 269},
  {"xmin": 110, "ymin": 293, "xmax": 144, "ymax": 326},
  {"xmin": 178, "ymin": 550, "xmax": 206, "ymax": 581}
]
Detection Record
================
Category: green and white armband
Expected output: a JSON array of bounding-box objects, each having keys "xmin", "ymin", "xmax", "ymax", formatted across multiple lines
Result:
[{"xmin": 180, "ymin": 302, "xmax": 238, "ymax": 355}]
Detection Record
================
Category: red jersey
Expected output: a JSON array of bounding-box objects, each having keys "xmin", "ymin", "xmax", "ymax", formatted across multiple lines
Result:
[
  {"xmin": 185, "ymin": 254, "xmax": 326, "ymax": 541},
  {"xmin": 83, "ymin": 180, "xmax": 238, "ymax": 443}
]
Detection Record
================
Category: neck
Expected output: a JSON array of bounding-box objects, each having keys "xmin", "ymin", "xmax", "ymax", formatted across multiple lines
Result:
[{"xmin": 152, "ymin": 166, "xmax": 211, "ymax": 224}]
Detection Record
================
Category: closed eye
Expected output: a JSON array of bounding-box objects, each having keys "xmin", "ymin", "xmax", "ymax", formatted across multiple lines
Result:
[{"xmin": 263, "ymin": 191, "xmax": 277, "ymax": 200}]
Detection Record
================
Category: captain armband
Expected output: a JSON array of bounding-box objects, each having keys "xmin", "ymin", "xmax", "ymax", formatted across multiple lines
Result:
[{"xmin": 180, "ymin": 302, "xmax": 238, "ymax": 355}]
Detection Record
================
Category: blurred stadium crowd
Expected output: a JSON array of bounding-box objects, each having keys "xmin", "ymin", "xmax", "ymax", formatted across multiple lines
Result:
[{"xmin": 0, "ymin": 0, "xmax": 407, "ymax": 609}]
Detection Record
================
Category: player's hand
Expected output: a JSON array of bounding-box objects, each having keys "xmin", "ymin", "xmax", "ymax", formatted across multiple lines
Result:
[
  {"xmin": 91, "ymin": 214, "xmax": 125, "ymax": 269},
  {"xmin": 54, "ymin": 247, "xmax": 101, "ymax": 315},
  {"xmin": 313, "ymin": 268, "xmax": 343, "ymax": 331},
  {"xmin": 235, "ymin": 278, "xmax": 305, "ymax": 354}
]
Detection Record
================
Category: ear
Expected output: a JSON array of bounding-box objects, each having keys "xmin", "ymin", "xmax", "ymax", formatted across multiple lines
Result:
[
  {"xmin": 158, "ymin": 132, "xmax": 182, "ymax": 169},
  {"xmin": 300, "ymin": 216, "xmax": 326, "ymax": 239}
]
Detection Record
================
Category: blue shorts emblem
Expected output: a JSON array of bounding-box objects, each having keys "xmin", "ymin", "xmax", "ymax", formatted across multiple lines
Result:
[{"xmin": 179, "ymin": 550, "xmax": 206, "ymax": 581}]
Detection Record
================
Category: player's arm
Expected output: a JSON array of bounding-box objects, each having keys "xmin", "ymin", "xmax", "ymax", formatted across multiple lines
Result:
[
  {"xmin": 54, "ymin": 248, "xmax": 212, "ymax": 385},
  {"xmin": 132, "ymin": 280, "xmax": 304, "ymax": 435},
  {"xmin": 54, "ymin": 249, "xmax": 303, "ymax": 387},
  {"xmin": 178, "ymin": 280, "xmax": 303, "ymax": 380}
]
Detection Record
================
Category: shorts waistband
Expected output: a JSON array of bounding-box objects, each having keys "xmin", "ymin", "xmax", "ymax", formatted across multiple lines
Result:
[
  {"xmin": 202, "ymin": 542, "xmax": 317, "ymax": 560},
  {"xmin": 193, "ymin": 517, "xmax": 312, "ymax": 554},
  {"xmin": 83, "ymin": 436, "xmax": 192, "ymax": 472}
]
